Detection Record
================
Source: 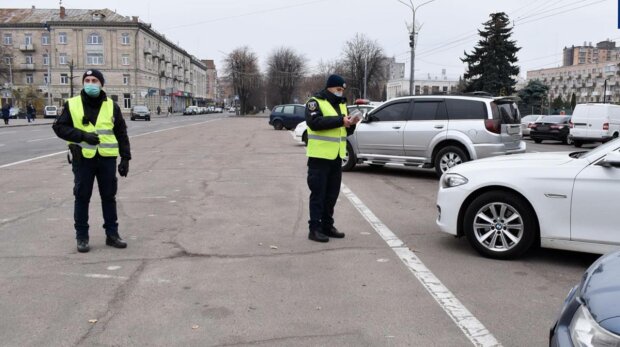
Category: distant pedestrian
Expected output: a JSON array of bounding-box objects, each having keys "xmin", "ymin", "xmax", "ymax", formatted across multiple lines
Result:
[
  {"xmin": 168, "ymin": 106, "xmax": 172, "ymax": 117},
  {"xmin": 157, "ymin": 105, "xmax": 161, "ymax": 115},
  {"xmin": 26, "ymin": 103, "xmax": 35, "ymax": 123},
  {"xmin": 2, "ymin": 103, "xmax": 10, "ymax": 125}
]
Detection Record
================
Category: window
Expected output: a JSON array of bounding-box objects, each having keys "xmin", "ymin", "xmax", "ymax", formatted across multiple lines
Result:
[
  {"xmin": 445, "ymin": 99, "xmax": 488, "ymax": 120},
  {"xmin": 121, "ymin": 33, "xmax": 130, "ymax": 45},
  {"xmin": 24, "ymin": 34, "xmax": 32, "ymax": 45},
  {"xmin": 41, "ymin": 34, "xmax": 50, "ymax": 45},
  {"xmin": 87, "ymin": 33, "xmax": 103, "ymax": 45},
  {"xmin": 25, "ymin": 54, "xmax": 33, "ymax": 64},
  {"xmin": 3, "ymin": 55, "xmax": 11, "ymax": 64},
  {"xmin": 3, "ymin": 33, "xmax": 12, "ymax": 45},
  {"xmin": 58, "ymin": 32, "xmax": 67, "ymax": 44},
  {"xmin": 122, "ymin": 54, "xmax": 129, "ymax": 65},
  {"xmin": 274, "ymin": 106, "xmax": 283, "ymax": 113},
  {"xmin": 43, "ymin": 53, "xmax": 49, "ymax": 65},
  {"xmin": 371, "ymin": 101, "xmax": 410, "ymax": 122},
  {"xmin": 123, "ymin": 93, "xmax": 131, "ymax": 108},
  {"xmin": 59, "ymin": 53, "xmax": 67, "ymax": 65},
  {"xmin": 25, "ymin": 74, "xmax": 33, "ymax": 84},
  {"xmin": 87, "ymin": 53, "xmax": 104, "ymax": 65},
  {"xmin": 411, "ymin": 101, "xmax": 446, "ymax": 121},
  {"xmin": 43, "ymin": 73, "xmax": 49, "ymax": 84},
  {"xmin": 282, "ymin": 105, "xmax": 295, "ymax": 114},
  {"xmin": 60, "ymin": 74, "xmax": 69, "ymax": 84},
  {"xmin": 123, "ymin": 74, "xmax": 130, "ymax": 85}
]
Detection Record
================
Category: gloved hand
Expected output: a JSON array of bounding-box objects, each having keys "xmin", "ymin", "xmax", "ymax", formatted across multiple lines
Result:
[
  {"xmin": 118, "ymin": 158, "xmax": 129, "ymax": 177},
  {"xmin": 82, "ymin": 132, "xmax": 100, "ymax": 145}
]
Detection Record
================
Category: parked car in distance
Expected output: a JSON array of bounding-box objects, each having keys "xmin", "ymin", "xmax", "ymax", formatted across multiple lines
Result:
[
  {"xmin": 183, "ymin": 106, "xmax": 199, "ymax": 115},
  {"xmin": 214, "ymin": 107, "xmax": 223, "ymax": 113},
  {"xmin": 570, "ymin": 103, "xmax": 620, "ymax": 147},
  {"xmin": 269, "ymin": 104, "xmax": 305, "ymax": 130},
  {"xmin": 344, "ymin": 95, "xmax": 525, "ymax": 176},
  {"xmin": 549, "ymin": 249, "xmax": 620, "ymax": 347},
  {"xmin": 530, "ymin": 115, "xmax": 572, "ymax": 144},
  {"xmin": 130, "ymin": 105, "xmax": 151, "ymax": 121},
  {"xmin": 520, "ymin": 114, "xmax": 545, "ymax": 137},
  {"xmin": 436, "ymin": 137, "xmax": 620, "ymax": 259},
  {"xmin": 9, "ymin": 106, "xmax": 23, "ymax": 119},
  {"xmin": 43, "ymin": 105, "xmax": 58, "ymax": 118}
]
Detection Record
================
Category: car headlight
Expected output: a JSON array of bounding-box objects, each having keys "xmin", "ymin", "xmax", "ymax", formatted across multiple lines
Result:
[
  {"xmin": 570, "ymin": 304, "xmax": 620, "ymax": 346},
  {"xmin": 441, "ymin": 173, "xmax": 469, "ymax": 188}
]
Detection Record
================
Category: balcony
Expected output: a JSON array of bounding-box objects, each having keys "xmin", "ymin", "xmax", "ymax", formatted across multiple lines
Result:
[
  {"xmin": 20, "ymin": 63, "xmax": 35, "ymax": 70},
  {"xmin": 144, "ymin": 47, "xmax": 152, "ymax": 55},
  {"xmin": 19, "ymin": 44, "xmax": 35, "ymax": 51}
]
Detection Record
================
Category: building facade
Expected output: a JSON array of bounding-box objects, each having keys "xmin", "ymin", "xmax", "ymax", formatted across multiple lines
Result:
[
  {"xmin": 386, "ymin": 70, "xmax": 459, "ymax": 100},
  {"xmin": 527, "ymin": 61, "xmax": 620, "ymax": 104},
  {"xmin": 562, "ymin": 40, "xmax": 619, "ymax": 66},
  {"xmin": 0, "ymin": 6, "xmax": 209, "ymax": 113}
]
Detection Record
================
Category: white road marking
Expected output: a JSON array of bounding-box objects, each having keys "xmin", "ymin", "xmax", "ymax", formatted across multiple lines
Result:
[
  {"xmin": 341, "ymin": 183, "xmax": 501, "ymax": 347},
  {"xmin": 107, "ymin": 266, "xmax": 121, "ymax": 270},
  {"xmin": 0, "ymin": 119, "xmax": 221, "ymax": 169},
  {"xmin": 0, "ymin": 131, "xmax": 17, "ymax": 135},
  {"xmin": 27, "ymin": 136, "xmax": 57, "ymax": 143}
]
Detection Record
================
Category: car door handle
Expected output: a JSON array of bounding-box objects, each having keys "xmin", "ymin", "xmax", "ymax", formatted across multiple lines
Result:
[
  {"xmin": 434, "ymin": 125, "xmax": 444, "ymax": 129},
  {"xmin": 392, "ymin": 126, "xmax": 401, "ymax": 129}
]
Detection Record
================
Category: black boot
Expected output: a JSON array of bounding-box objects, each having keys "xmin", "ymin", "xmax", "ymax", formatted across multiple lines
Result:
[
  {"xmin": 106, "ymin": 235, "xmax": 127, "ymax": 248},
  {"xmin": 308, "ymin": 229, "xmax": 329, "ymax": 243},
  {"xmin": 323, "ymin": 226, "xmax": 345, "ymax": 238},
  {"xmin": 77, "ymin": 239, "xmax": 90, "ymax": 253}
]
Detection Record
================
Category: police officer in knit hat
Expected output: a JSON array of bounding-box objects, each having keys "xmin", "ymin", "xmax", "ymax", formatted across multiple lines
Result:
[
  {"xmin": 53, "ymin": 69, "xmax": 131, "ymax": 253},
  {"xmin": 304, "ymin": 74, "xmax": 360, "ymax": 242}
]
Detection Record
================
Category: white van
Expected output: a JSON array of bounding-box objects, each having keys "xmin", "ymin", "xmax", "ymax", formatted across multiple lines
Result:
[{"xmin": 569, "ymin": 103, "xmax": 620, "ymax": 147}]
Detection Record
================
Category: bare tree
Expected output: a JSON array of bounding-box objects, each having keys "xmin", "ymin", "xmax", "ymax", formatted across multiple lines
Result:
[
  {"xmin": 224, "ymin": 46, "xmax": 261, "ymax": 115},
  {"xmin": 267, "ymin": 47, "xmax": 306, "ymax": 105},
  {"xmin": 0, "ymin": 45, "xmax": 14, "ymax": 86},
  {"xmin": 298, "ymin": 59, "xmax": 345, "ymax": 100},
  {"xmin": 341, "ymin": 33, "xmax": 387, "ymax": 100}
]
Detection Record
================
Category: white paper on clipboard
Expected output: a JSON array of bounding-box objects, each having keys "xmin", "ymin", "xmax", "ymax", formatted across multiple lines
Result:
[{"xmin": 349, "ymin": 109, "xmax": 363, "ymax": 122}]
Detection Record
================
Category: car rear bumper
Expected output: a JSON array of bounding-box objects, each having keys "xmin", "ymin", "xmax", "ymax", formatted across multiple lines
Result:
[
  {"xmin": 472, "ymin": 141, "xmax": 526, "ymax": 159},
  {"xmin": 531, "ymin": 130, "xmax": 568, "ymax": 141}
]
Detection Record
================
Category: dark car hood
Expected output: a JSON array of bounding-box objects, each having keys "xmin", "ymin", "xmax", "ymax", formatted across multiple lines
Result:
[{"xmin": 581, "ymin": 250, "xmax": 620, "ymax": 334}]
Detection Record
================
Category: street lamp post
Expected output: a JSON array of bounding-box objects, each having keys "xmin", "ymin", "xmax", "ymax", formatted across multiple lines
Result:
[
  {"xmin": 46, "ymin": 49, "xmax": 52, "ymax": 106},
  {"xmin": 603, "ymin": 78, "xmax": 608, "ymax": 104},
  {"xmin": 399, "ymin": 0, "xmax": 435, "ymax": 96},
  {"xmin": 69, "ymin": 59, "xmax": 74, "ymax": 97}
]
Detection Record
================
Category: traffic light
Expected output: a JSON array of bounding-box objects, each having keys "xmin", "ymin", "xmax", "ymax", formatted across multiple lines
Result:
[{"xmin": 409, "ymin": 33, "xmax": 414, "ymax": 47}]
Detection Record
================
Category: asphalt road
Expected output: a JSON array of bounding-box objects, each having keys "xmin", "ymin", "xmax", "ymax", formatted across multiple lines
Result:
[{"xmin": 0, "ymin": 118, "xmax": 600, "ymax": 346}]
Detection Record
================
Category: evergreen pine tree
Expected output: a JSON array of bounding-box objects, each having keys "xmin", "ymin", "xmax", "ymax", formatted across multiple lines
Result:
[{"xmin": 461, "ymin": 12, "xmax": 520, "ymax": 96}]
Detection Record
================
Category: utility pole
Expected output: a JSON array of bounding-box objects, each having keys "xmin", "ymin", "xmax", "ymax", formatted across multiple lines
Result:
[
  {"xmin": 363, "ymin": 55, "xmax": 367, "ymax": 100},
  {"xmin": 399, "ymin": 0, "xmax": 435, "ymax": 96},
  {"xmin": 603, "ymin": 78, "xmax": 608, "ymax": 104},
  {"xmin": 44, "ymin": 22, "xmax": 52, "ymax": 106}
]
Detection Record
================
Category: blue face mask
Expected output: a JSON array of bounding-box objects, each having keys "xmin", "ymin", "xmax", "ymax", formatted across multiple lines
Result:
[
  {"xmin": 84, "ymin": 83, "xmax": 101, "ymax": 97},
  {"xmin": 333, "ymin": 91, "xmax": 343, "ymax": 97}
]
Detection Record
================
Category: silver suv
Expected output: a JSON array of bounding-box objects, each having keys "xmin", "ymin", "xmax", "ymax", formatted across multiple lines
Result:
[{"xmin": 343, "ymin": 95, "xmax": 525, "ymax": 176}]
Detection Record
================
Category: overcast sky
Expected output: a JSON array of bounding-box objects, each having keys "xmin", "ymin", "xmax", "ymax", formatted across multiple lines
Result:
[{"xmin": 4, "ymin": 0, "xmax": 617, "ymax": 80}]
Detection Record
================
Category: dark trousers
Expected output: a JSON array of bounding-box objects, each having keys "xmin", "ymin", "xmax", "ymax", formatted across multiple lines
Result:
[
  {"xmin": 72, "ymin": 155, "xmax": 119, "ymax": 240},
  {"xmin": 307, "ymin": 157, "xmax": 342, "ymax": 231}
]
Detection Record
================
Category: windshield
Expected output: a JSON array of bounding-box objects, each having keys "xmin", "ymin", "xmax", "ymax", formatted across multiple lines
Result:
[
  {"xmin": 134, "ymin": 106, "xmax": 148, "ymax": 112},
  {"xmin": 540, "ymin": 116, "xmax": 570, "ymax": 123},
  {"xmin": 580, "ymin": 137, "xmax": 620, "ymax": 160}
]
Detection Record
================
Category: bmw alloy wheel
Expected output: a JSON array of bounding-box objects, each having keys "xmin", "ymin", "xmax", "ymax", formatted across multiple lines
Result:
[{"xmin": 472, "ymin": 202, "xmax": 524, "ymax": 253}]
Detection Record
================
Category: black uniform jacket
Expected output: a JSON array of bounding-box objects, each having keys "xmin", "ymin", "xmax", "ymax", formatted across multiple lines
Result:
[
  {"xmin": 305, "ymin": 89, "xmax": 356, "ymax": 136},
  {"xmin": 53, "ymin": 90, "xmax": 131, "ymax": 160}
]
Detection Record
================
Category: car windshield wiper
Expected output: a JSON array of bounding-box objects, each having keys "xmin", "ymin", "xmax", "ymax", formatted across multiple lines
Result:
[{"xmin": 570, "ymin": 151, "xmax": 588, "ymax": 158}]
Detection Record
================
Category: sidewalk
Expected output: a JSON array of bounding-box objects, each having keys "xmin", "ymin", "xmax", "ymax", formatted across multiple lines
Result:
[{"xmin": 1, "ymin": 118, "xmax": 55, "ymax": 128}]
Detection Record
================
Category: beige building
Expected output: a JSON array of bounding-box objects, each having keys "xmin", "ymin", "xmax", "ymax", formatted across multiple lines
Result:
[
  {"xmin": 563, "ymin": 40, "xmax": 619, "ymax": 66},
  {"xmin": 527, "ymin": 61, "xmax": 620, "ymax": 104},
  {"xmin": 0, "ymin": 6, "xmax": 210, "ymax": 113},
  {"xmin": 201, "ymin": 59, "xmax": 218, "ymax": 103}
]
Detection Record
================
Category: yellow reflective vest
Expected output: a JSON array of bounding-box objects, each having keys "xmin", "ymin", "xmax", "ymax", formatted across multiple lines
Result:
[
  {"xmin": 67, "ymin": 96, "xmax": 119, "ymax": 158},
  {"xmin": 306, "ymin": 98, "xmax": 348, "ymax": 160}
]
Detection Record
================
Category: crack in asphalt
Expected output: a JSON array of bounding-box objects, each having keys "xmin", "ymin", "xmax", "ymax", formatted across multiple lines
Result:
[
  {"xmin": 74, "ymin": 260, "xmax": 147, "ymax": 346},
  {"xmin": 210, "ymin": 331, "xmax": 361, "ymax": 347}
]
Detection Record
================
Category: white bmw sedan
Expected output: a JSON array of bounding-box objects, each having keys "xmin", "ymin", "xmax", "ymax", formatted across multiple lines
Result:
[{"xmin": 436, "ymin": 138, "xmax": 620, "ymax": 259}]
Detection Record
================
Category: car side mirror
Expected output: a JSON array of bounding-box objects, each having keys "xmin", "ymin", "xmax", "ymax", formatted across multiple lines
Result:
[{"xmin": 597, "ymin": 151, "xmax": 620, "ymax": 168}]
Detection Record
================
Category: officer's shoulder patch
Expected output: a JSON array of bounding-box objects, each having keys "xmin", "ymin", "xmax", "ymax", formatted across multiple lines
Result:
[{"xmin": 307, "ymin": 100, "xmax": 318, "ymax": 111}]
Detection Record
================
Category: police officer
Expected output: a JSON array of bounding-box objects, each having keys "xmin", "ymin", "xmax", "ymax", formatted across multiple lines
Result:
[
  {"xmin": 305, "ymin": 74, "xmax": 359, "ymax": 242},
  {"xmin": 53, "ymin": 69, "xmax": 131, "ymax": 253}
]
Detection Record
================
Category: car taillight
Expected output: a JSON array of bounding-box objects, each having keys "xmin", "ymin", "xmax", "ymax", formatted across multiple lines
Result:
[
  {"xmin": 528, "ymin": 123, "xmax": 537, "ymax": 129},
  {"xmin": 603, "ymin": 122, "xmax": 609, "ymax": 130},
  {"xmin": 570, "ymin": 120, "xmax": 574, "ymax": 128},
  {"xmin": 485, "ymin": 119, "xmax": 501, "ymax": 134}
]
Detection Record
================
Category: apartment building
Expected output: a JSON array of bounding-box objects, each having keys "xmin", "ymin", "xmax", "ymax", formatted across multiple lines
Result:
[
  {"xmin": 528, "ymin": 60, "xmax": 620, "ymax": 104},
  {"xmin": 0, "ymin": 6, "xmax": 209, "ymax": 112},
  {"xmin": 562, "ymin": 40, "xmax": 620, "ymax": 66}
]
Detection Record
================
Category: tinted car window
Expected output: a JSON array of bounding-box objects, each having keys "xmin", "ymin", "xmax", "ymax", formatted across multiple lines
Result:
[
  {"xmin": 274, "ymin": 106, "xmax": 284, "ymax": 113},
  {"xmin": 133, "ymin": 106, "xmax": 148, "ymax": 112},
  {"xmin": 294, "ymin": 106, "xmax": 305, "ymax": 116},
  {"xmin": 493, "ymin": 102, "xmax": 520, "ymax": 124},
  {"xmin": 446, "ymin": 99, "xmax": 487, "ymax": 120},
  {"xmin": 412, "ymin": 101, "xmax": 445, "ymax": 120},
  {"xmin": 371, "ymin": 101, "xmax": 409, "ymax": 122},
  {"xmin": 282, "ymin": 105, "xmax": 295, "ymax": 114}
]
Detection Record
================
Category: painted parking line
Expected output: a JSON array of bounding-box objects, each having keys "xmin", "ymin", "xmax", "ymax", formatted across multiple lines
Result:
[
  {"xmin": 27, "ymin": 136, "xmax": 57, "ymax": 143},
  {"xmin": 341, "ymin": 183, "xmax": 501, "ymax": 347}
]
